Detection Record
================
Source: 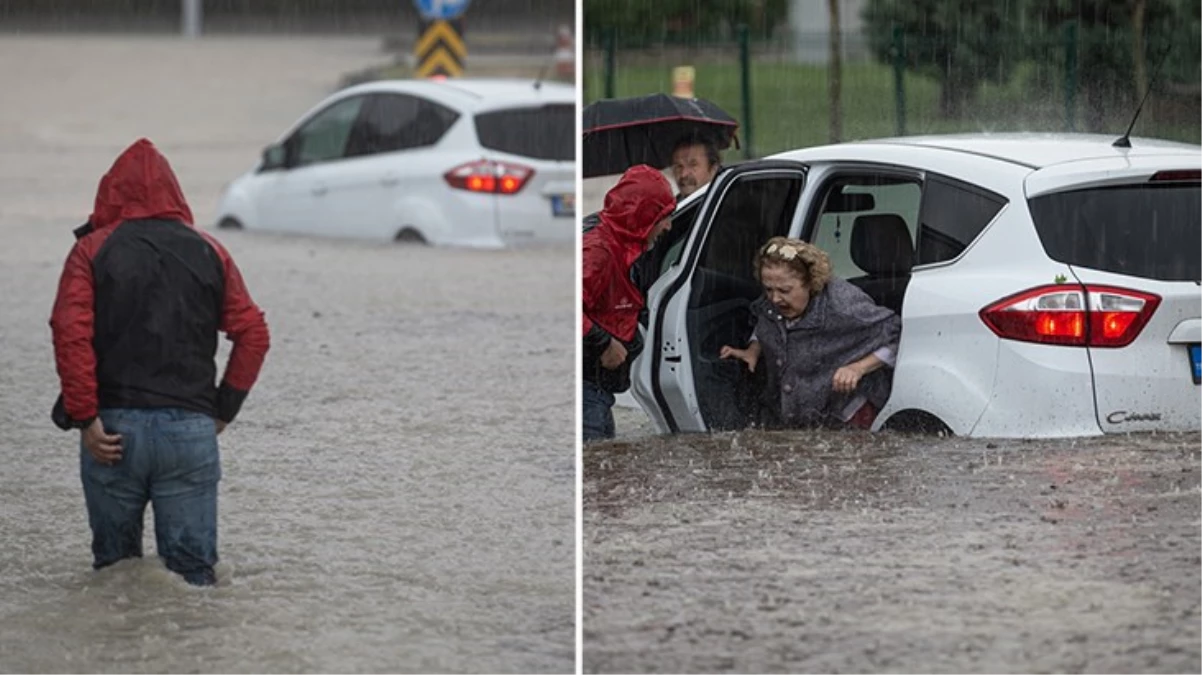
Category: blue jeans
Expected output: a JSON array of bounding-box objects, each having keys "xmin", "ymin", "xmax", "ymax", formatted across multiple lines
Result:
[
  {"xmin": 80, "ymin": 408, "xmax": 221, "ymax": 586},
  {"xmin": 582, "ymin": 381, "xmax": 616, "ymax": 442}
]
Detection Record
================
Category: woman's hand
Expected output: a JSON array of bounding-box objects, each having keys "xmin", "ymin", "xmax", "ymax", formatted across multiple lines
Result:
[
  {"xmin": 720, "ymin": 343, "xmax": 761, "ymax": 373},
  {"xmin": 833, "ymin": 353, "xmax": 886, "ymax": 393},
  {"xmin": 832, "ymin": 364, "xmax": 864, "ymax": 393}
]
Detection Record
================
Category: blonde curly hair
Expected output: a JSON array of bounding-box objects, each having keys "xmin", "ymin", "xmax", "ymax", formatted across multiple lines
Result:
[{"xmin": 753, "ymin": 236, "xmax": 832, "ymax": 293}]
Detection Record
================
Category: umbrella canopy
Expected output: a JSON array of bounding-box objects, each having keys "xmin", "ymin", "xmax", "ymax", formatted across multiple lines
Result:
[{"xmin": 582, "ymin": 93, "xmax": 739, "ymax": 178}]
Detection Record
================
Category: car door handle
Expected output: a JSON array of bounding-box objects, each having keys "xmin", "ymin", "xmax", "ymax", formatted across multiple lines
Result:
[
  {"xmin": 311, "ymin": 185, "xmax": 328, "ymax": 196},
  {"xmin": 380, "ymin": 177, "xmax": 399, "ymax": 187}
]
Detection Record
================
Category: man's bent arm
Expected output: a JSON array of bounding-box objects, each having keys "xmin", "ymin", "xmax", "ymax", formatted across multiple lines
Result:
[
  {"xmin": 49, "ymin": 243, "xmax": 100, "ymax": 427},
  {"xmin": 205, "ymin": 236, "xmax": 270, "ymax": 424}
]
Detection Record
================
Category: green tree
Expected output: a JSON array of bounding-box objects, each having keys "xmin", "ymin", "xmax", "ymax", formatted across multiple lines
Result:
[
  {"xmin": 1025, "ymin": 0, "xmax": 1200, "ymax": 132},
  {"xmin": 862, "ymin": 0, "xmax": 1022, "ymax": 118}
]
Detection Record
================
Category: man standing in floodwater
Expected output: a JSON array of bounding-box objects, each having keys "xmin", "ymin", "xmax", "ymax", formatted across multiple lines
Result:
[
  {"xmin": 49, "ymin": 138, "xmax": 270, "ymax": 587},
  {"xmin": 582, "ymin": 165, "xmax": 676, "ymax": 442}
]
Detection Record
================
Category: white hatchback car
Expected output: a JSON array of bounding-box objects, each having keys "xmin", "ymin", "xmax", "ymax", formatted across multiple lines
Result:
[
  {"xmin": 629, "ymin": 133, "xmax": 1201, "ymax": 439},
  {"xmin": 215, "ymin": 78, "xmax": 575, "ymax": 247}
]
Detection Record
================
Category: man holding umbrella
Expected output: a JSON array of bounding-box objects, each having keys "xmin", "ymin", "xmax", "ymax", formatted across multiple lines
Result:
[
  {"xmin": 582, "ymin": 165, "xmax": 676, "ymax": 442},
  {"xmin": 581, "ymin": 129, "xmax": 718, "ymax": 230},
  {"xmin": 581, "ymin": 92, "xmax": 736, "ymax": 223}
]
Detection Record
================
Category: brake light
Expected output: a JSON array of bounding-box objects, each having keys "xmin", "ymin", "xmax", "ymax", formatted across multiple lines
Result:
[
  {"xmin": 443, "ymin": 159, "xmax": 533, "ymax": 195},
  {"xmin": 980, "ymin": 284, "xmax": 1160, "ymax": 348},
  {"xmin": 1150, "ymin": 169, "xmax": 1201, "ymax": 182}
]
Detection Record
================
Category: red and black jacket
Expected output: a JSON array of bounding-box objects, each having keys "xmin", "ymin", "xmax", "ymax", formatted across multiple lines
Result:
[
  {"xmin": 49, "ymin": 138, "xmax": 270, "ymax": 429},
  {"xmin": 581, "ymin": 165, "xmax": 675, "ymax": 392}
]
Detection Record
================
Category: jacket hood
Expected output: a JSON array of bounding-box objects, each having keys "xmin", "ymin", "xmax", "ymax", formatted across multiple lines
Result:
[
  {"xmin": 89, "ymin": 138, "xmax": 193, "ymax": 231},
  {"xmin": 596, "ymin": 165, "xmax": 676, "ymax": 266}
]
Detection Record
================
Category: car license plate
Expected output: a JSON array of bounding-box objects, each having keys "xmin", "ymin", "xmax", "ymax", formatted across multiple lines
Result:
[
  {"xmin": 1190, "ymin": 344, "xmax": 1200, "ymax": 385},
  {"xmin": 551, "ymin": 193, "xmax": 575, "ymax": 218}
]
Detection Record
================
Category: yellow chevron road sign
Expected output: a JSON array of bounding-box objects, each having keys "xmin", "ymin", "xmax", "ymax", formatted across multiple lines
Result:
[{"xmin": 416, "ymin": 19, "xmax": 465, "ymax": 78}]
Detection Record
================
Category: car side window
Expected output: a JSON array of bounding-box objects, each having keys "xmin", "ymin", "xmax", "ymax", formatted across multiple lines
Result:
[
  {"xmin": 915, "ymin": 176, "xmax": 1006, "ymax": 265},
  {"xmin": 346, "ymin": 94, "xmax": 459, "ymax": 157},
  {"xmin": 697, "ymin": 175, "xmax": 804, "ymax": 281},
  {"xmin": 808, "ymin": 174, "xmax": 922, "ymax": 280},
  {"xmin": 291, "ymin": 95, "xmax": 367, "ymax": 167}
]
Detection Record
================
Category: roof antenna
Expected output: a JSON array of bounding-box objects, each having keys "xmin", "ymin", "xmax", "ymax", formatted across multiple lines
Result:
[
  {"xmin": 1113, "ymin": 44, "xmax": 1172, "ymax": 148},
  {"xmin": 534, "ymin": 58, "xmax": 548, "ymax": 91}
]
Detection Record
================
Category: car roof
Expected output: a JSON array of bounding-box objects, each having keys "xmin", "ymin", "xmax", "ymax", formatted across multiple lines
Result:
[
  {"xmin": 342, "ymin": 78, "xmax": 573, "ymax": 111},
  {"xmin": 784, "ymin": 133, "xmax": 1200, "ymax": 170},
  {"xmin": 671, "ymin": 132, "xmax": 1199, "ymax": 211}
]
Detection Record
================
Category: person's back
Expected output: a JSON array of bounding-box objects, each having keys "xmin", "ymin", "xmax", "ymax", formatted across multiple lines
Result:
[
  {"xmin": 90, "ymin": 217, "xmax": 225, "ymax": 411},
  {"xmin": 50, "ymin": 138, "xmax": 269, "ymax": 586}
]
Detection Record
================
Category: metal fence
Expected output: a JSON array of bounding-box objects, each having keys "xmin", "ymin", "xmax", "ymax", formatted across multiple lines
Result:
[{"xmin": 584, "ymin": 23, "xmax": 1201, "ymax": 160}]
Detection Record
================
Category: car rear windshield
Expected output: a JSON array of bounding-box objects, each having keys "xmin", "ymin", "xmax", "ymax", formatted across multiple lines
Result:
[
  {"xmin": 474, "ymin": 104, "xmax": 573, "ymax": 161},
  {"xmin": 1028, "ymin": 182, "xmax": 1201, "ymax": 282}
]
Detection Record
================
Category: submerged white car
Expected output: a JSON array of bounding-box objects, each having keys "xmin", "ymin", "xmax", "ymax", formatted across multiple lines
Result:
[
  {"xmin": 215, "ymin": 78, "xmax": 575, "ymax": 247},
  {"xmin": 629, "ymin": 133, "xmax": 1201, "ymax": 438}
]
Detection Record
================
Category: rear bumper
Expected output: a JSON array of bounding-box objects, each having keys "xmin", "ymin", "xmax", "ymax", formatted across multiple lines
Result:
[
  {"xmin": 497, "ymin": 190, "xmax": 576, "ymax": 246},
  {"xmin": 1091, "ymin": 343, "xmax": 1202, "ymax": 433}
]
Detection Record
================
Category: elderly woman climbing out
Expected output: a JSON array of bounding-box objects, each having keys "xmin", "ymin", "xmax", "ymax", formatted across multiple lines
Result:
[{"xmin": 719, "ymin": 236, "xmax": 901, "ymax": 430}]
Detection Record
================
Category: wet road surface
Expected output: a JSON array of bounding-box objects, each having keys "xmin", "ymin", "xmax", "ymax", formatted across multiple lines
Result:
[{"xmin": 584, "ymin": 429, "xmax": 1201, "ymax": 673}]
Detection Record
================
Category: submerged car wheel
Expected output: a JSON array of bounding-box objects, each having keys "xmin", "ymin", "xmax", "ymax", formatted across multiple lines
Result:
[
  {"xmin": 394, "ymin": 227, "xmax": 427, "ymax": 245},
  {"xmin": 882, "ymin": 409, "xmax": 954, "ymax": 437},
  {"xmin": 217, "ymin": 217, "xmax": 243, "ymax": 230}
]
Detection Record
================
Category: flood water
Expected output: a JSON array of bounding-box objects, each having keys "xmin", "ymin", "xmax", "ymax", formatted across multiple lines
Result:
[
  {"xmin": 0, "ymin": 36, "xmax": 574, "ymax": 673},
  {"xmin": 583, "ymin": 428, "xmax": 1200, "ymax": 673}
]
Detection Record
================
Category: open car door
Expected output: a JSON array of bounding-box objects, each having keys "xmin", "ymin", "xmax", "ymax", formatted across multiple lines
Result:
[{"xmin": 631, "ymin": 161, "xmax": 808, "ymax": 432}]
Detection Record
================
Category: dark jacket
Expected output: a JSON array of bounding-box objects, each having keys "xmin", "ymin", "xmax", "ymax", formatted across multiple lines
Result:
[
  {"xmin": 582, "ymin": 166, "xmax": 675, "ymax": 393},
  {"xmin": 751, "ymin": 278, "xmax": 900, "ymax": 428},
  {"xmin": 50, "ymin": 138, "xmax": 270, "ymax": 430}
]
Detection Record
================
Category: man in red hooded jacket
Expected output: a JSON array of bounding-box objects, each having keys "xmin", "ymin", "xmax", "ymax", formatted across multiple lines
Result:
[
  {"xmin": 49, "ymin": 138, "xmax": 270, "ymax": 586},
  {"xmin": 582, "ymin": 165, "xmax": 676, "ymax": 442}
]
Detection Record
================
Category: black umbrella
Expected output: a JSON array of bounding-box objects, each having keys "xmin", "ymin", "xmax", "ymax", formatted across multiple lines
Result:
[{"xmin": 582, "ymin": 93, "xmax": 740, "ymax": 178}]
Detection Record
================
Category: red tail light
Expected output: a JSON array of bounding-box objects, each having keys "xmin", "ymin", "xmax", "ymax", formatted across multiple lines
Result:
[
  {"xmin": 443, "ymin": 160, "xmax": 534, "ymax": 195},
  {"xmin": 1150, "ymin": 169, "xmax": 1201, "ymax": 182},
  {"xmin": 980, "ymin": 284, "xmax": 1160, "ymax": 348}
]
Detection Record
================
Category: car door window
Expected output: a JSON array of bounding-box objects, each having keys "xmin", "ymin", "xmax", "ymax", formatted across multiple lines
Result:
[
  {"xmin": 346, "ymin": 94, "xmax": 459, "ymax": 157},
  {"xmin": 809, "ymin": 174, "xmax": 922, "ymax": 280},
  {"xmin": 292, "ymin": 95, "xmax": 366, "ymax": 167},
  {"xmin": 696, "ymin": 175, "xmax": 805, "ymax": 283},
  {"xmin": 630, "ymin": 200, "xmax": 702, "ymax": 297},
  {"xmin": 915, "ymin": 176, "xmax": 1006, "ymax": 265},
  {"xmin": 682, "ymin": 172, "xmax": 804, "ymax": 431},
  {"xmin": 659, "ymin": 204, "xmax": 701, "ymax": 274}
]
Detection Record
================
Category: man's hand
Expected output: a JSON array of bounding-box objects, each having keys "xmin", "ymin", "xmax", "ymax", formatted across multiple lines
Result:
[
  {"xmin": 601, "ymin": 339, "xmax": 628, "ymax": 370},
  {"xmin": 216, "ymin": 419, "xmax": 227, "ymax": 435},
  {"xmin": 82, "ymin": 418, "xmax": 122, "ymax": 465}
]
